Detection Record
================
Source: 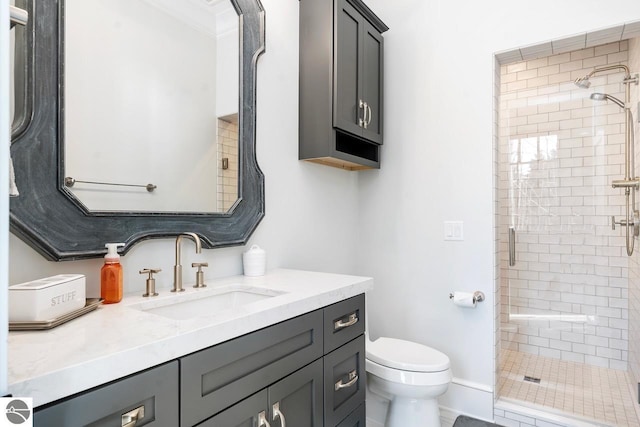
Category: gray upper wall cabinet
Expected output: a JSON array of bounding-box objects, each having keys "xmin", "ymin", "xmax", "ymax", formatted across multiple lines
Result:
[{"xmin": 299, "ymin": 0, "xmax": 388, "ymax": 171}]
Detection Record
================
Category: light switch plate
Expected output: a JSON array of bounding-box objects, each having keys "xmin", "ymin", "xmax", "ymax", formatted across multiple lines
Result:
[{"xmin": 444, "ymin": 221, "xmax": 464, "ymax": 241}]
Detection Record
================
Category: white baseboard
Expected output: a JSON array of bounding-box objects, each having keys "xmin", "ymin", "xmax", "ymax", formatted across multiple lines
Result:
[
  {"xmin": 439, "ymin": 406, "xmax": 459, "ymax": 427},
  {"xmin": 439, "ymin": 379, "xmax": 495, "ymax": 421}
]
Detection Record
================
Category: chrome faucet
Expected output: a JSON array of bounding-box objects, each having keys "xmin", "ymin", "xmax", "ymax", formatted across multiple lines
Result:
[{"xmin": 173, "ymin": 232, "xmax": 202, "ymax": 292}]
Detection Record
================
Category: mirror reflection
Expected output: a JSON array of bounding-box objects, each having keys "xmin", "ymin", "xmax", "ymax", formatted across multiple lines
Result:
[{"xmin": 63, "ymin": 0, "xmax": 239, "ymax": 213}]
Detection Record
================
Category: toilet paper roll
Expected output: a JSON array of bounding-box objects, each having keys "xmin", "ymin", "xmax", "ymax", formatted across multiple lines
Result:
[{"xmin": 452, "ymin": 291, "xmax": 476, "ymax": 308}]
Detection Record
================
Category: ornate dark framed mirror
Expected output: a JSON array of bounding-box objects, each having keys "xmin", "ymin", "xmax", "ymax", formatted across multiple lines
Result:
[{"xmin": 9, "ymin": 0, "xmax": 265, "ymax": 261}]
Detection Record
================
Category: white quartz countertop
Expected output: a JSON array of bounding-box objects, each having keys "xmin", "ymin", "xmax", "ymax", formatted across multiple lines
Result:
[{"xmin": 7, "ymin": 269, "xmax": 373, "ymax": 407}]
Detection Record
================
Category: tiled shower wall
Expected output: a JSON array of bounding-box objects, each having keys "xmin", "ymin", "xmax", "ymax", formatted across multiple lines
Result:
[
  {"xmin": 628, "ymin": 36, "xmax": 640, "ymax": 403},
  {"xmin": 499, "ymin": 41, "xmax": 631, "ymax": 370},
  {"xmin": 217, "ymin": 117, "xmax": 239, "ymax": 212}
]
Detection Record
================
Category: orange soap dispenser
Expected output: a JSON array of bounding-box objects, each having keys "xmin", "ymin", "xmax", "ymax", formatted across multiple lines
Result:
[{"xmin": 101, "ymin": 243, "xmax": 125, "ymax": 304}]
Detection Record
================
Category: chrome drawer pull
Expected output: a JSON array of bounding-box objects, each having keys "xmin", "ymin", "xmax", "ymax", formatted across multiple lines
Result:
[
  {"xmin": 359, "ymin": 99, "xmax": 365, "ymax": 127},
  {"xmin": 335, "ymin": 370, "xmax": 358, "ymax": 391},
  {"xmin": 272, "ymin": 401, "xmax": 286, "ymax": 427},
  {"xmin": 258, "ymin": 410, "xmax": 272, "ymax": 427},
  {"xmin": 121, "ymin": 405, "xmax": 144, "ymax": 427},
  {"xmin": 334, "ymin": 313, "xmax": 358, "ymax": 330}
]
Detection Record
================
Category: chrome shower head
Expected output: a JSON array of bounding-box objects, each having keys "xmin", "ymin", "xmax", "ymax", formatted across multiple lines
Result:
[
  {"xmin": 574, "ymin": 76, "xmax": 591, "ymax": 89},
  {"xmin": 590, "ymin": 92, "xmax": 625, "ymax": 109}
]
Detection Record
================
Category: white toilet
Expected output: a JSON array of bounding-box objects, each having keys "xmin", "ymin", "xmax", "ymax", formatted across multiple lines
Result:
[{"xmin": 366, "ymin": 335, "xmax": 452, "ymax": 427}]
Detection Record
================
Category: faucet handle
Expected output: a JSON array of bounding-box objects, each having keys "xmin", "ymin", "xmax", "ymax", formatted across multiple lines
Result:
[
  {"xmin": 192, "ymin": 263, "xmax": 208, "ymax": 288},
  {"xmin": 140, "ymin": 268, "xmax": 161, "ymax": 297}
]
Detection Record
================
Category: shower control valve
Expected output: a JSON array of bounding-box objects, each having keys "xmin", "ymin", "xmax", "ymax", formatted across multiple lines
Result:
[{"xmin": 612, "ymin": 213, "xmax": 640, "ymax": 237}]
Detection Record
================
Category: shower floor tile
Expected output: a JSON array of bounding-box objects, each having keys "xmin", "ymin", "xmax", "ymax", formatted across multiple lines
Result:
[{"xmin": 498, "ymin": 349, "xmax": 640, "ymax": 426}]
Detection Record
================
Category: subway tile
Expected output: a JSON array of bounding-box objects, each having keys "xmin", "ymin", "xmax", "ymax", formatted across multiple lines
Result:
[
  {"xmin": 537, "ymin": 64, "xmax": 560, "ymax": 77},
  {"xmin": 594, "ymin": 42, "xmax": 621, "ymax": 56},
  {"xmin": 596, "ymin": 347, "xmax": 622, "ymax": 359},
  {"xmin": 517, "ymin": 69, "xmax": 538, "ymax": 81},
  {"xmin": 570, "ymin": 47, "xmax": 595, "ymax": 61},
  {"xmin": 608, "ymin": 51, "xmax": 628, "ymax": 64},
  {"xmin": 548, "ymin": 52, "xmax": 572, "ymax": 65},
  {"xmin": 582, "ymin": 55, "xmax": 609, "ymax": 69}
]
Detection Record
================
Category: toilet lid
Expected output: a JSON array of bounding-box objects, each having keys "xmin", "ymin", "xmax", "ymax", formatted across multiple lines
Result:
[{"xmin": 366, "ymin": 337, "xmax": 450, "ymax": 372}]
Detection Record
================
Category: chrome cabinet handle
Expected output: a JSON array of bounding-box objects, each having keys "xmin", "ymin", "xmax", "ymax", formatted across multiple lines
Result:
[
  {"xmin": 358, "ymin": 99, "xmax": 366, "ymax": 127},
  {"xmin": 508, "ymin": 226, "xmax": 516, "ymax": 267},
  {"xmin": 258, "ymin": 410, "xmax": 272, "ymax": 427},
  {"xmin": 334, "ymin": 313, "xmax": 358, "ymax": 330},
  {"xmin": 272, "ymin": 402, "xmax": 286, "ymax": 427},
  {"xmin": 362, "ymin": 102, "xmax": 369, "ymax": 128},
  {"xmin": 121, "ymin": 406, "xmax": 144, "ymax": 427},
  {"xmin": 365, "ymin": 104, "xmax": 372, "ymax": 128},
  {"xmin": 335, "ymin": 370, "xmax": 358, "ymax": 391}
]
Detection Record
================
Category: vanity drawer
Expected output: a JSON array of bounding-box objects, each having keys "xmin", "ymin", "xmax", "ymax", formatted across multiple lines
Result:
[
  {"xmin": 34, "ymin": 361, "xmax": 178, "ymax": 427},
  {"xmin": 324, "ymin": 293, "xmax": 365, "ymax": 353},
  {"xmin": 180, "ymin": 309, "xmax": 324, "ymax": 427},
  {"xmin": 324, "ymin": 335, "xmax": 366, "ymax": 427}
]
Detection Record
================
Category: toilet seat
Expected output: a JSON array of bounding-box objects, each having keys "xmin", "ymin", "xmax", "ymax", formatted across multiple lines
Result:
[
  {"xmin": 366, "ymin": 358, "xmax": 452, "ymax": 386},
  {"xmin": 366, "ymin": 337, "xmax": 450, "ymax": 372}
]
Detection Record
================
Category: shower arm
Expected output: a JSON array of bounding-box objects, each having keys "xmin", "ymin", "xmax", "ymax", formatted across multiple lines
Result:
[{"xmin": 583, "ymin": 64, "xmax": 632, "ymax": 81}]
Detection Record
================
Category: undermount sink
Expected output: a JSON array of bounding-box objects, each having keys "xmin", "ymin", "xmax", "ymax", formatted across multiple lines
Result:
[{"xmin": 130, "ymin": 285, "xmax": 286, "ymax": 320}]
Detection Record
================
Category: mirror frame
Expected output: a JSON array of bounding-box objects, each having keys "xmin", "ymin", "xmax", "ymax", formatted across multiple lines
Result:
[{"xmin": 10, "ymin": 0, "xmax": 265, "ymax": 261}]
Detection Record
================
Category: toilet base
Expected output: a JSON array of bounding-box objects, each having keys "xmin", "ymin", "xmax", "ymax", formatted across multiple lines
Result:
[{"xmin": 386, "ymin": 396, "xmax": 441, "ymax": 427}]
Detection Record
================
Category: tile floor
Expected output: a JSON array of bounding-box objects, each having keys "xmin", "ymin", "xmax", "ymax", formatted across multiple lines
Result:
[{"xmin": 499, "ymin": 349, "xmax": 640, "ymax": 426}]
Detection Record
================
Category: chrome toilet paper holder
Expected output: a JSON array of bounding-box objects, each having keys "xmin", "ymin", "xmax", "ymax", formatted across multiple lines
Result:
[{"xmin": 449, "ymin": 291, "xmax": 485, "ymax": 304}]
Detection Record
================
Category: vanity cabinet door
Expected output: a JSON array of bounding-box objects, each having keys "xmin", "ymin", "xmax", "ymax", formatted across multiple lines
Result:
[
  {"xmin": 268, "ymin": 359, "xmax": 323, "ymax": 427},
  {"xmin": 333, "ymin": 0, "xmax": 384, "ymax": 145},
  {"xmin": 324, "ymin": 335, "xmax": 366, "ymax": 427},
  {"xmin": 196, "ymin": 390, "xmax": 268, "ymax": 427},
  {"xmin": 33, "ymin": 361, "xmax": 178, "ymax": 427}
]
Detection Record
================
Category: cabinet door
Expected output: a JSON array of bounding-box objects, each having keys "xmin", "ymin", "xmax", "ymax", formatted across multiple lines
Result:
[
  {"xmin": 324, "ymin": 335, "xmax": 366, "ymax": 427},
  {"xmin": 197, "ymin": 390, "xmax": 268, "ymax": 427},
  {"xmin": 361, "ymin": 19, "xmax": 383, "ymax": 145},
  {"xmin": 333, "ymin": 0, "xmax": 365, "ymax": 138},
  {"xmin": 268, "ymin": 359, "xmax": 323, "ymax": 427}
]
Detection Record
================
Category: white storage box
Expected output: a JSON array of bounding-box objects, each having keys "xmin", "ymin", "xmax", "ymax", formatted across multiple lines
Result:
[{"xmin": 9, "ymin": 274, "xmax": 86, "ymax": 322}]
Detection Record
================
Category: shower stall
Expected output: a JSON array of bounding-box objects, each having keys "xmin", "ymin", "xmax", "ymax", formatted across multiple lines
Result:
[{"xmin": 498, "ymin": 38, "xmax": 640, "ymax": 426}]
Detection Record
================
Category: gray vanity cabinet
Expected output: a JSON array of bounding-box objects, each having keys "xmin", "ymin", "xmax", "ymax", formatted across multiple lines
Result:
[
  {"xmin": 33, "ymin": 361, "xmax": 179, "ymax": 427},
  {"xmin": 299, "ymin": 0, "xmax": 388, "ymax": 170},
  {"xmin": 32, "ymin": 294, "xmax": 366, "ymax": 427}
]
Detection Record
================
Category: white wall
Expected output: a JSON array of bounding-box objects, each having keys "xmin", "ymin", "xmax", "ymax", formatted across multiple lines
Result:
[{"xmin": 359, "ymin": 0, "xmax": 640, "ymax": 421}]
